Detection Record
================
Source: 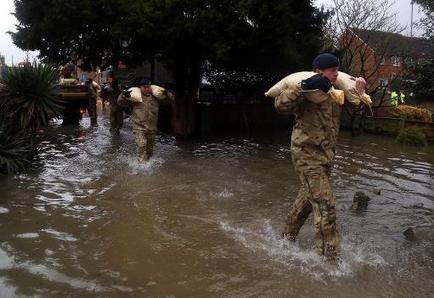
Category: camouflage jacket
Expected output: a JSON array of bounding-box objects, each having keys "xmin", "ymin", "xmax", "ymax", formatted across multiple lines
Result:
[
  {"xmin": 275, "ymin": 88, "xmax": 358, "ymax": 166},
  {"xmin": 87, "ymin": 81, "xmax": 100, "ymax": 100},
  {"xmin": 118, "ymin": 92, "xmax": 173, "ymax": 132}
]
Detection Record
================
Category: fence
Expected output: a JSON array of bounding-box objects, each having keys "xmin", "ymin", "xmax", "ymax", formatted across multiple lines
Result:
[{"xmin": 342, "ymin": 115, "xmax": 434, "ymax": 141}]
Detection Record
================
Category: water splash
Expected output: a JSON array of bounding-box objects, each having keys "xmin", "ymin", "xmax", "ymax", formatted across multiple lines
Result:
[
  {"xmin": 220, "ymin": 219, "xmax": 389, "ymax": 281},
  {"xmin": 121, "ymin": 154, "xmax": 165, "ymax": 175}
]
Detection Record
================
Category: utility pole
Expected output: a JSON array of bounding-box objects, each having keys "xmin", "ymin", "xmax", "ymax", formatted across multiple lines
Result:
[{"xmin": 410, "ymin": 0, "xmax": 414, "ymax": 37}]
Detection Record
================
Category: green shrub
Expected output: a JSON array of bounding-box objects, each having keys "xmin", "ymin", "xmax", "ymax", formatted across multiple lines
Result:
[
  {"xmin": 396, "ymin": 126, "xmax": 428, "ymax": 146},
  {"xmin": 0, "ymin": 122, "xmax": 31, "ymax": 175},
  {"xmin": 0, "ymin": 64, "xmax": 62, "ymax": 175},
  {"xmin": 0, "ymin": 64, "xmax": 62, "ymax": 133}
]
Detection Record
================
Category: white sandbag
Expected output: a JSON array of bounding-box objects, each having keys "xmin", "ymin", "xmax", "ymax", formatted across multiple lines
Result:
[
  {"xmin": 265, "ymin": 71, "xmax": 372, "ymax": 106},
  {"xmin": 127, "ymin": 87, "xmax": 142, "ymax": 103},
  {"xmin": 151, "ymin": 85, "xmax": 168, "ymax": 100},
  {"xmin": 59, "ymin": 78, "xmax": 78, "ymax": 86},
  {"xmin": 265, "ymin": 72, "xmax": 314, "ymax": 98},
  {"xmin": 151, "ymin": 85, "xmax": 175, "ymax": 101}
]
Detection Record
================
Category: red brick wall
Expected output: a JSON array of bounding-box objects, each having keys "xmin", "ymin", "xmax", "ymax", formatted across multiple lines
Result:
[{"xmin": 339, "ymin": 30, "xmax": 409, "ymax": 92}]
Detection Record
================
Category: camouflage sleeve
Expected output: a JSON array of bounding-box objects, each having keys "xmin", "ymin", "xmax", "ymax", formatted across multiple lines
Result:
[{"xmin": 274, "ymin": 87, "xmax": 303, "ymax": 115}]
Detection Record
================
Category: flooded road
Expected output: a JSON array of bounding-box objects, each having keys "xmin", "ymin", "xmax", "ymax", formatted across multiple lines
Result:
[{"xmin": 0, "ymin": 115, "xmax": 433, "ymax": 297}]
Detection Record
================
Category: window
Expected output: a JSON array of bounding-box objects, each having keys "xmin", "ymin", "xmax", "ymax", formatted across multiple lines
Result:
[
  {"xmin": 391, "ymin": 56, "xmax": 401, "ymax": 66},
  {"xmin": 404, "ymin": 57, "xmax": 414, "ymax": 65},
  {"xmin": 379, "ymin": 79, "xmax": 388, "ymax": 87}
]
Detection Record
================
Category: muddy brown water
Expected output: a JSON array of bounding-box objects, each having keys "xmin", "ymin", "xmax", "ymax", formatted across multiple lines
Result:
[{"xmin": 0, "ymin": 115, "xmax": 433, "ymax": 297}]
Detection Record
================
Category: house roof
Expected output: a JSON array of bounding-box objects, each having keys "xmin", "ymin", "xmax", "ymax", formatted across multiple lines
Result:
[{"xmin": 353, "ymin": 29, "xmax": 433, "ymax": 58}]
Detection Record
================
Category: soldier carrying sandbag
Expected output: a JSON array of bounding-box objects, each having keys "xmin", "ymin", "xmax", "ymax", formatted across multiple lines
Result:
[
  {"xmin": 106, "ymin": 72, "xmax": 123, "ymax": 134},
  {"xmin": 275, "ymin": 53, "xmax": 368, "ymax": 260},
  {"xmin": 85, "ymin": 73, "xmax": 101, "ymax": 126},
  {"xmin": 118, "ymin": 78, "xmax": 174, "ymax": 162}
]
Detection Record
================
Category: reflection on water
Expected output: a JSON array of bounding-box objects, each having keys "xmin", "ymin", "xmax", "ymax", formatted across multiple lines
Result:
[{"xmin": 0, "ymin": 116, "xmax": 433, "ymax": 297}]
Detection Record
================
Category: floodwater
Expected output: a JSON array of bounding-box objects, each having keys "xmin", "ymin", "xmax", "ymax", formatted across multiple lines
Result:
[{"xmin": 0, "ymin": 115, "xmax": 433, "ymax": 297}]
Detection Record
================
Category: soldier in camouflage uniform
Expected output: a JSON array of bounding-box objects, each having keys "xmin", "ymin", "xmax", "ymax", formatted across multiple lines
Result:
[
  {"xmin": 107, "ymin": 72, "xmax": 123, "ymax": 133},
  {"xmin": 276, "ymin": 53, "xmax": 366, "ymax": 259},
  {"xmin": 86, "ymin": 74, "xmax": 100, "ymax": 126},
  {"xmin": 118, "ymin": 78, "xmax": 174, "ymax": 162}
]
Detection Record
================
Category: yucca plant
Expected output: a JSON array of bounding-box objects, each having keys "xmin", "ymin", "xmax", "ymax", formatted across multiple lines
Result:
[
  {"xmin": 0, "ymin": 120, "xmax": 31, "ymax": 175},
  {"xmin": 0, "ymin": 63, "xmax": 63, "ymax": 133}
]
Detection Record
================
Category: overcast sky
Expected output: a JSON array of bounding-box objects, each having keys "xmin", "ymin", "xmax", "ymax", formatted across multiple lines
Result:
[{"xmin": 0, "ymin": 0, "xmax": 427, "ymax": 66}]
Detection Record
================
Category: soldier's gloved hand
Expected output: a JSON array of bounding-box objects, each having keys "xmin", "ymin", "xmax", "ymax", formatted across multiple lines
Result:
[
  {"xmin": 301, "ymin": 74, "xmax": 332, "ymax": 93},
  {"xmin": 121, "ymin": 89, "xmax": 132, "ymax": 98}
]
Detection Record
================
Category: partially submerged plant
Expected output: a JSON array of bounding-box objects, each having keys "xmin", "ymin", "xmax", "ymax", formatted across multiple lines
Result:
[{"xmin": 396, "ymin": 126, "xmax": 428, "ymax": 146}]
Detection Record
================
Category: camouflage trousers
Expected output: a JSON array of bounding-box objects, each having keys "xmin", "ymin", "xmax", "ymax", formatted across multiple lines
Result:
[
  {"xmin": 88, "ymin": 97, "xmax": 98, "ymax": 124},
  {"xmin": 284, "ymin": 161, "xmax": 340, "ymax": 259},
  {"xmin": 109, "ymin": 108, "xmax": 123, "ymax": 132},
  {"xmin": 133, "ymin": 130, "xmax": 155, "ymax": 161}
]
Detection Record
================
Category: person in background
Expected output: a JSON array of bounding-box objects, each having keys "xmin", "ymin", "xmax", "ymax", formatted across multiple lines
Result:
[
  {"xmin": 86, "ymin": 73, "xmax": 101, "ymax": 126},
  {"xmin": 390, "ymin": 90, "xmax": 405, "ymax": 107},
  {"xmin": 107, "ymin": 72, "xmax": 123, "ymax": 134}
]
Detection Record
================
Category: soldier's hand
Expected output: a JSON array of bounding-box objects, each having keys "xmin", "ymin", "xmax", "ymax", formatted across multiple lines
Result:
[
  {"xmin": 121, "ymin": 89, "xmax": 132, "ymax": 98},
  {"xmin": 350, "ymin": 76, "xmax": 367, "ymax": 96},
  {"xmin": 301, "ymin": 74, "xmax": 332, "ymax": 93}
]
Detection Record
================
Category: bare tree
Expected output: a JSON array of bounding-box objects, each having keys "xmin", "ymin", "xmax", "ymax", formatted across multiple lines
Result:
[
  {"xmin": 322, "ymin": 0, "xmax": 406, "ymax": 135},
  {"xmin": 325, "ymin": 0, "xmax": 403, "ymax": 82}
]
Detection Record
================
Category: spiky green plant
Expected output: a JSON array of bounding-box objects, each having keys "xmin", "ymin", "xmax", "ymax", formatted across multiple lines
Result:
[
  {"xmin": 0, "ymin": 121, "xmax": 31, "ymax": 175},
  {"xmin": 0, "ymin": 64, "xmax": 62, "ymax": 133}
]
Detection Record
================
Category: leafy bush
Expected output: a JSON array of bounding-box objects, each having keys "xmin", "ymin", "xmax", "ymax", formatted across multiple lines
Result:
[
  {"xmin": 396, "ymin": 126, "xmax": 428, "ymax": 146},
  {"xmin": 0, "ymin": 64, "xmax": 61, "ymax": 175},
  {"xmin": 0, "ymin": 122, "xmax": 31, "ymax": 175},
  {"xmin": 0, "ymin": 64, "xmax": 62, "ymax": 133},
  {"xmin": 391, "ymin": 105, "xmax": 432, "ymax": 123}
]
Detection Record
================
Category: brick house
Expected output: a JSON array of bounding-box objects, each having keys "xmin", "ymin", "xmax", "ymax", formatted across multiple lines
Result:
[{"xmin": 339, "ymin": 29, "xmax": 432, "ymax": 92}]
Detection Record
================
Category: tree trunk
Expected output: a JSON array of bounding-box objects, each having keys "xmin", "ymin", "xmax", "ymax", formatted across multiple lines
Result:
[{"xmin": 171, "ymin": 60, "xmax": 201, "ymax": 136}]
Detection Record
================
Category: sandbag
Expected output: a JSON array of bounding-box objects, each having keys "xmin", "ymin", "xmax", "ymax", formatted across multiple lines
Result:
[
  {"xmin": 265, "ymin": 71, "xmax": 372, "ymax": 106},
  {"xmin": 151, "ymin": 85, "xmax": 175, "ymax": 102},
  {"xmin": 150, "ymin": 85, "xmax": 167, "ymax": 100},
  {"xmin": 265, "ymin": 72, "xmax": 313, "ymax": 98},
  {"xmin": 126, "ymin": 87, "xmax": 142, "ymax": 103},
  {"xmin": 125, "ymin": 86, "xmax": 174, "ymax": 103},
  {"xmin": 59, "ymin": 78, "xmax": 78, "ymax": 86}
]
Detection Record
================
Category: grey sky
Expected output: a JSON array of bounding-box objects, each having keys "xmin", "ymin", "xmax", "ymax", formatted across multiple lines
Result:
[{"xmin": 0, "ymin": 0, "xmax": 428, "ymax": 66}]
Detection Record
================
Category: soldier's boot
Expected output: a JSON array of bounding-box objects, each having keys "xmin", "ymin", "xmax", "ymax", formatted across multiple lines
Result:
[
  {"xmin": 283, "ymin": 206, "xmax": 312, "ymax": 241},
  {"xmin": 282, "ymin": 188, "xmax": 312, "ymax": 241},
  {"xmin": 143, "ymin": 134, "xmax": 155, "ymax": 160},
  {"xmin": 137, "ymin": 146, "xmax": 147, "ymax": 162},
  {"xmin": 312, "ymin": 201, "xmax": 340, "ymax": 260}
]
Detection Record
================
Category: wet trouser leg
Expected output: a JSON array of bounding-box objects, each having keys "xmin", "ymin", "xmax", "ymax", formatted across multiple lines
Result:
[
  {"xmin": 145, "ymin": 133, "xmax": 155, "ymax": 158},
  {"xmin": 286, "ymin": 163, "xmax": 340, "ymax": 258},
  {"xmin": 110, "ymin": 108, "xmax": 123, "ymax": 132},
  {"xmin": 133, "ymin": 130, "xmax": 155, "ymax": 161},
  {"xmin": 303, "ymin": 167, "xmax": 339, "ymax": 258},
  {"xmin": 88, "ymin": 97, "xmax": 97, "ymax": 125},
  {"xmin": 284, "ymin": 186, "xmax": 312, "ymax": 240}
]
